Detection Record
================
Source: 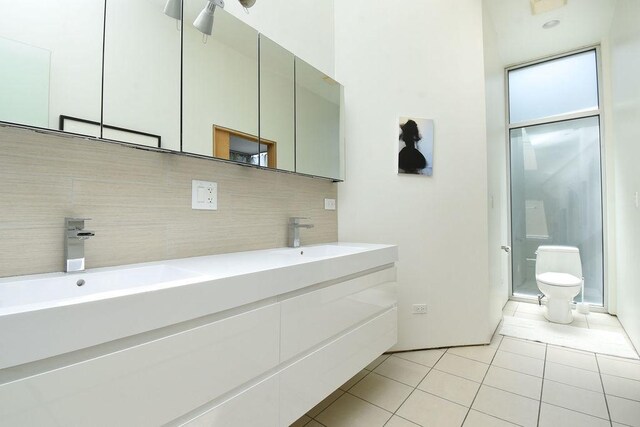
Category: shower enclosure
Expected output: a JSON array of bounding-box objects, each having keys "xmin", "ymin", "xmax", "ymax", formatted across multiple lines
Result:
[{"xmin": 507, "ymin": 49, "xmax": 605, "ymax": 306}]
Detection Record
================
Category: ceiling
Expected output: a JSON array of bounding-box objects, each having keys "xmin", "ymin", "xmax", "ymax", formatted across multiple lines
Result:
[{"xmin": 484, "ymin": 0, "xmax": 617, "ymax": 66}]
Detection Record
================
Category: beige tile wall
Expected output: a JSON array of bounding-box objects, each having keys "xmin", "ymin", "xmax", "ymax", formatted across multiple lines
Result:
[{"xmin": 0, "ymin": 126, "xmax": 338, "ymax": 277}]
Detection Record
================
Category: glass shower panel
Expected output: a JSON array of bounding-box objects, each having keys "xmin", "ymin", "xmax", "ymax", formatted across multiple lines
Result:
[{"xmin": 510, "ymin": 116, "xmax": 603, "ymax": 305}]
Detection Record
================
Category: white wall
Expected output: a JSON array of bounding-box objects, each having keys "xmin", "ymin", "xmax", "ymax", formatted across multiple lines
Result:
[
  {"xmin": 335, "ymin": 0, "xmax": 492, "ymax": 350},
  {"xmin": 609, "ymin": 0, "xmax": 640, "ymax": 350},
  {"xmin": 482, "ymin": 2, "xmax": 509, "ymax": 335}
]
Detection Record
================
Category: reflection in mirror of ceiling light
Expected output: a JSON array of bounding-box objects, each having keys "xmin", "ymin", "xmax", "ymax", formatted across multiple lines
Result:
[{"xmin": 542, "ymin": 19, "xmax": 561, "ymax": 29}]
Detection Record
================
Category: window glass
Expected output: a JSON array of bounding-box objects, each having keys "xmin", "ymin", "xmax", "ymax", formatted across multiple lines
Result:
[{"xmin": 508, "ymin": 50, "xmax": 598, "ymax": 124}]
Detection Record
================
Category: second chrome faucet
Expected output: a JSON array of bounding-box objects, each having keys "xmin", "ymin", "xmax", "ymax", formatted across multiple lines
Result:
[{"xmin": 288, "ymin": 217, "xmax": 314, "ymax": 248}]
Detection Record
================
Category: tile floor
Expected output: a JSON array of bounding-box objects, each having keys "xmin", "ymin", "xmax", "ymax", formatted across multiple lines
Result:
[{"xmin": 291, "ymin": 302, "xmax": 640, "ymax": 427}]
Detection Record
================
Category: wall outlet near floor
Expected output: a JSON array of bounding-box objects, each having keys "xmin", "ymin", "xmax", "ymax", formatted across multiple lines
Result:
[
  {"xmin": 192, "ymin": 180, "xmax": 217, "ymax": 210},
  {"xmin": 412, "ymin": 304, "xmax": 427, "ymax": 314},
  {"xmin": 324, "ymin": 198, "xmax": 336, "ymax": 210}
]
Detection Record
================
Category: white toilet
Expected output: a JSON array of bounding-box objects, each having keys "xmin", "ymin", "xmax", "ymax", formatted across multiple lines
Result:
[{"xmin": 535, "ymin": 246, "xmax": 583, "ymax": 324}]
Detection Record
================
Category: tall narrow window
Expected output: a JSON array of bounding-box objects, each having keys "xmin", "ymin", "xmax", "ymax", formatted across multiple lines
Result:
[{"xmin": 507, "ymin": 49, "xmax": 604, "ymax": 306}]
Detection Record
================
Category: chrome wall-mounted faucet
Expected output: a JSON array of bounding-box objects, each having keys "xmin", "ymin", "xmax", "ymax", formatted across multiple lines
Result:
[
  {"xmin": 65, "ymin": 217, "xmax": 95, "ymax": 272},
  {"xmin": 288, "ymin": 217, "xmax": 314, "ymax": 248}
]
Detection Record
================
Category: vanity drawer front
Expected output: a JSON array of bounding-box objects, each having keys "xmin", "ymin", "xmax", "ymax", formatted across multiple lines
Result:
[
  {"xmin": 280, "ymin": 267, "xmax": 397, "ymax": 361},
  {"xmin": 182, "ymin": 374, "xmax": 279, "ymax": 427},
  {"xmin": 280, "ymin": 306, "xmax": 397, "ymax": 426},
  {"xmin": 0, "ymin": 303, "xmax": 280, "ymax": 427}
]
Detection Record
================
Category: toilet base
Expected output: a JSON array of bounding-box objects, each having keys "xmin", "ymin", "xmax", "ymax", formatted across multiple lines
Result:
[{"xmin": 544, "ymin": 298, "xmax": 573, "ymax": 324}]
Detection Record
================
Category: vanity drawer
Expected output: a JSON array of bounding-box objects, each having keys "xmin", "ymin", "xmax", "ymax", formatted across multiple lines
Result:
[
  {"xmin": 0, "ymin": 303, "xmax": 280, "ymax": 427},
  {"xmin": 280, "ymin": 266, "xmax": 397, "ymax": 361},
  {"xmin": 182, "ymin": 374, "xmax": 279, "ymax": 427},
  {"xmin": 279, "ymin": 306, "xmax": 397, "ymax": 426}
]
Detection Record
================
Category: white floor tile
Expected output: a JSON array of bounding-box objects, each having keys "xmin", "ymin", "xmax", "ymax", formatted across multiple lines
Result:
[
  {"xmin": 602, "ymin": 374, "xmax": 640, "ymax": 401},
  {"xmin": 504, "ymin": 301, "xmax": 519, "ymax": 311},
  {"xmin": 290, "ymin": 414, "xmax": 312, "ymax": 427},
  {"xmin": 315, "ymin": 393, "xmax": 392, "ymax": 427},
  {"xmin": 571, "ymin": 311, "xmax": 588, "ymax": 323},
  {"xmin": 397, "ymin": 389, "xmax": 468, "ymax": 427},
  {"xmin": 546, "ymin": 346, "xmax": 599, "ymax": 372},
  {"xmin": 541, "ymin": 379, "xmax": 609, "ymax": 419},
  {"xmin": 607, "ymin": 395, "xmax": 640, "ymax": 427},
  {"xmin": 394, "ymin": 349, "xmax": 445, "ymax": 367},
  {"xmin": 384, "ymin": 415, "xmax": 421, "ymax": 427},
  {"xmin": 499, "ymin": 337, "xmax": 546, "ymax": 360},
  {"xmin": 538, "ymin": 403, "xmax": 610, "ymax": 427},
  {"xmin": 586, "ymin": 313, "xmax": 622, "ymax": 327},
  {"xmin": 433, "ymin": 353, "xmax": 489, "ymax": 383},
  {"xmin": 544, "ymin": 361, "xmax": 603, "ymax": 392},
  {"xmin": 492, "ymin": 350, "xmax": 544, "ymax": 377},
  {"xmin": 373, "ymin": 355, "xmax": 430, "ymax": 387},
  {"xmin": 516, "ymin": 302, "xmax": 544, "ymax": 314},
  {"xmin": 569, "ymin": 321, "xmax": 589, "ymax": 329},
  {"xmin": 598, "ymin": 354, "xmax": 640, "ymax": 381},
  {"xmin": 489, "ymin": 333, "xmax": 503, "ymax": 349},
  {"xmin": 349, "ymin": 372, "xmax": 413, "ymax": 412},
  {"xmin": 463, "ymin": 410, "xmax": 518, "ymax": 427},
  {"xmin": 503, "ymin": 308, "xmax": 516, "ymax": 316},
  {"xmin": 417, "ymin": 368, "xmax": 480, "ymax": 407},
  {"xmin": 483, "ymin": 366, "xmax": 542, "ymax": 400},
  {"xmin": 471, "ymin": 385, "xmax": 539, "ymax": 427},
  {"xmin": 589, "ymin": 323, "xmax": 626, "ymax": 333},
  {"xmin": 513, "ymin": 312, "xmax": 549, "ymax": 322},
  {"xmin": 448, "ymin": 345, "xmax": 497, "ymax": 364},
  {"xmin": 307, "ymin": 389, "xmax": 344, "ymax": 418},
  {"xmin": 339, "ymin": 369, "xmax": 369, "ymax": 391},
  {"xmin": 366, "ymin": 354, "xmax": 390, "ymax": 371}
]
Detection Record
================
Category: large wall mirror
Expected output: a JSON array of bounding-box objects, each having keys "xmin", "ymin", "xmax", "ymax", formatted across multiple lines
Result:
[
  {"xmin": 259, "ymin": 34, "xmax": 295, "ymax": 172},
  {"xmin": 0, "ymin": 0, "xmax": 344, "ymax": 180},
  {"xmin": 0, "ymin": 0, "xmax": 104, "ymax": 137},
  {"xmin": 103, "ymin": 0, "xmax": 181, "ymax": 150},
  {"xmin": 182, "ymin": 2, "xmax": 259, "ymax": 162},
  {"xmin": 295, "ymin": 57, "xmax": 344, "ymax": 180}
]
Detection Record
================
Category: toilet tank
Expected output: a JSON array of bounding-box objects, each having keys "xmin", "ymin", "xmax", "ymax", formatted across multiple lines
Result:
[{"xmin": 535, "ymin": 246, "xmax": 582, "ymax": 279}]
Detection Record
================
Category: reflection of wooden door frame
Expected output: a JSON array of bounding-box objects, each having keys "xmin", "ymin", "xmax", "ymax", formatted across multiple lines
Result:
[{"xmin": 213, "ymin": 125, "xmax": 277, "ymax": 168}]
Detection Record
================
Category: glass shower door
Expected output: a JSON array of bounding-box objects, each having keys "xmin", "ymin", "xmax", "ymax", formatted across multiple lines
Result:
[{"xmin": 509, "ymin": 116, "xmax": 604, "ymax": 305}]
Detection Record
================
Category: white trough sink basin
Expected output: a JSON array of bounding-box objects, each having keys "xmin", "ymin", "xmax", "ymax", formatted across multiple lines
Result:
[
  {"xmin": 0, "ymin": 243, "xmax": 397, "ymax": 370},
  {"xmin": 0, "ymin": 265, "xmax": 206, "ymax": 313}
]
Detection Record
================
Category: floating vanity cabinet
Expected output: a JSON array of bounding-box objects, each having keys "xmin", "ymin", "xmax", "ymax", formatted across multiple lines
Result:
[
  {"xmin": 0, "ymin": 243, "xmax": 397, "ymax": 426},
  {"xmin": 0, "ymin": 304, "xmax": 281, "ymax": 426}
]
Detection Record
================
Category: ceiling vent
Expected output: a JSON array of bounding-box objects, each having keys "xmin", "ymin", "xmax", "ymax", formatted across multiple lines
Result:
[{"xmin": 530, "ymin": 0, "xmax": 567, "ymax": 15}]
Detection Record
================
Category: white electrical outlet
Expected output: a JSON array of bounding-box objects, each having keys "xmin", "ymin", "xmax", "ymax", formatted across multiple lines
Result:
[
  {"xmin": 412, "ymin": 304, "xmax": 427, "ymax": 314},
  {"xmin": 324, "ymin": 198, "xmax": 336, "ymax": 210},
  {"xmin": 192, "ymin": 180, "xmax": 217, "ymax": 210}
]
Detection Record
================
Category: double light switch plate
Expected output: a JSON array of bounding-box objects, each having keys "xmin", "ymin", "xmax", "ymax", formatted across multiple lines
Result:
[{"xmin": 192, "ymin": 180, "xmax": 217, "ymax": 210}]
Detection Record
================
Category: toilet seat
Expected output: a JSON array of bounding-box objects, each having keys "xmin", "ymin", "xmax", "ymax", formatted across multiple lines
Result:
[{"xmin": 536, "ymin": 272, "xmax": 582, "ymax": 287}]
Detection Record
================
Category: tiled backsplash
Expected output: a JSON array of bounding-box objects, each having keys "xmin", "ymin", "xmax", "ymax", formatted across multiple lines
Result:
[{"xmin": 0, "ymin": 126, "xmax": 337, "ymax": 277}]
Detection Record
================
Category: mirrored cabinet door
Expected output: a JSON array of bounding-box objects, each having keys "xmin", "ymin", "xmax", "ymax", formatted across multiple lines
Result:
[
  {"xmin": 295, "ymin": 57, "xmax": 344, "ymax": 180},
  {"xmin": 0, "ymin": 0, "xmax": 104, "ymax": 136},
  {"xmin": 259, "ymin": 35, "xmax": 295, "ymax": 172},
  {"xmin": 182, "ymin": 2, "xmax": 259, "ymax": 162},
  {"xmin": 102, "ymin": 0, "xmax": 181, "ymax": 150}
]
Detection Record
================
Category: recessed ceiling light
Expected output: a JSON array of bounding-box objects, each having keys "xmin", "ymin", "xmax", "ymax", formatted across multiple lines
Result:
[{"xmin": 542, "ymin": 19, "xmax": 561, "ymax": 29}]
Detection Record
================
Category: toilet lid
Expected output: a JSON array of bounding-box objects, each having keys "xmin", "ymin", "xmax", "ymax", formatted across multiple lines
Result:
[{"xmin": 537, "ymin": 272, "xmax": 582, "ymax": 287}]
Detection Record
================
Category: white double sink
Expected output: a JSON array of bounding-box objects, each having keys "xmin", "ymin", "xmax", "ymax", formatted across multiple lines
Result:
[{"xmin": 0, "ymin": 243, "xmax": 397, "ymax": 370}]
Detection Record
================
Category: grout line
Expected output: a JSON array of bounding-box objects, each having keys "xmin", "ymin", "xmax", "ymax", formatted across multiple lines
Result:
[
  {"xmin": 460, "ymin": 338, "xmax": 502, "ymax": 426},
  {"xmin": 470, "ymin": 408, "xmax": 527, "ymax": 427},
  {"xmin": 536, "ymin": 344, "xmax": 548, "ymax": 426},
  {"xmin": 428, "ymin": 367, "xmax": 484, "ymax": 384},
  {"xmin": 385, "ymin": 349, "xmax": 447, "ymax": 425},
  {"xmin": 596, "ymin": 355, "xmax": 615, "ymax": 427},
  {"xmin": 541, "ymin": 401, "xmax": 612, "ymax": 423},
  {"xmin": 543, "ymin": 377, "xmax": 605, "ymax": 394}
]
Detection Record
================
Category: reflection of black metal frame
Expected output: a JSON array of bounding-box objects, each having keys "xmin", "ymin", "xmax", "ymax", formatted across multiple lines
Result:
[{"xmin": 59, "ymin": 115, "xmax": 161, "ymax": 148}]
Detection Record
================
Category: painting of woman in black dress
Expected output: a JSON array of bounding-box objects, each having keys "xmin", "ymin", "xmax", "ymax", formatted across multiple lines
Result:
[{"xmin": 398, "ymin": 117, "xmax": 433, "ymax": 176}]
